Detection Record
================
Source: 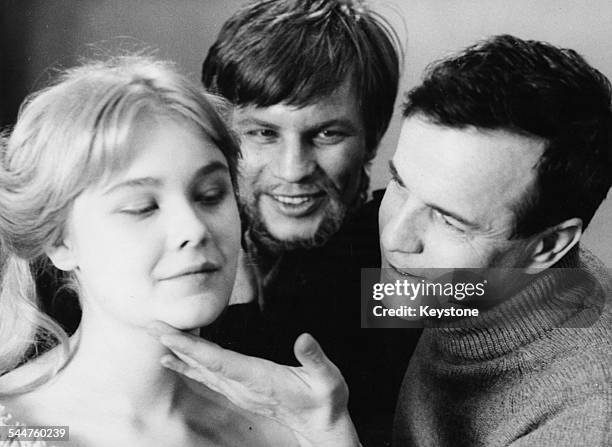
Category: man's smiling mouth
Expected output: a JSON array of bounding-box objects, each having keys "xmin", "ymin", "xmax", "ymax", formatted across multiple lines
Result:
[{"xmin": 266, "ymin": 192, "xmax": 327, "ymax": 216}]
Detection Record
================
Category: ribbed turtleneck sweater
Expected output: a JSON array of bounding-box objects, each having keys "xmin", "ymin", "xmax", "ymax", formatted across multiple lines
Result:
[{"xmin": 392, "ymin": 247, "xmax": 612, "ymax": 447}]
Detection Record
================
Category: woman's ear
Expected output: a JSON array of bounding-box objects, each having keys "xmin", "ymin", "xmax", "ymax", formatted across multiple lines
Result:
[
  {"xmin": 45, "ymin": 238, "xmax": 78, "ymax": 272},
  {"xmin": 525, "ymin": 218, "xmax": 582, "ymax": 274}
]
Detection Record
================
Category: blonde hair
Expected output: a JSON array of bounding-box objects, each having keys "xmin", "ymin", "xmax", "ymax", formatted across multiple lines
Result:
[{"xmin": 0, "ymin": 55, "xmax": 239, "ymax": 393}]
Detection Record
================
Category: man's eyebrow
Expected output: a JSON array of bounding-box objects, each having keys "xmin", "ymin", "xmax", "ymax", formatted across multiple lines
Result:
[
  {"xmin": 311, "ymin": 118, "xmax": 360, "ymax": 133},
  {"xmin": 103, "ymin": 161, "xmax": 229, "ymax": 196},
  {"xmin": 234, "ymin": 117, "xmax": 279, "ymax": 129},
  {"xmin": 235, "ymin": 116, "xmax": 358, "ymax": 132},
  {"xmin": 388, "ymin": 160, "xmax": 480, "ymax": 230},
  {"xmin": 388, "ymin": 160, "xmax": 405, "ymax": 187}
]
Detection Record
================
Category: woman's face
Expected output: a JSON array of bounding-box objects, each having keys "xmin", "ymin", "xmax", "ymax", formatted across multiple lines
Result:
[{"xmin": 54, "ymin": 117, "xmax": 240, "ymax": 330}]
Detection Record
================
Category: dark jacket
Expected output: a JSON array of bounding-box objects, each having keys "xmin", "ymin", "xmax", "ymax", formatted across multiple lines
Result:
[{"xmin": 203, "ymin": 190, "xmax": 421, "ymax": 446}]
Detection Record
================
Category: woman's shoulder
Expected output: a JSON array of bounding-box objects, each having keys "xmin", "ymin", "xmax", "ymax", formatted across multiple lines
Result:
[
  {"xmin": 0, "ymin": 402, "xmax": 53, "ymax": 446},
  {"xmin": 0, "ymin": 402, "xmax": 16, "ymax": 424},
  {"xmin": 0, "ymin": 398, "xmax": 32, "ymax": 428},
  {"xmin": 0, "ymin": 349, "xmax": 71, "ymax": 446},
  {"xmin": 0, "ymin": 344, "xmax": 67, "ymax": 396}
]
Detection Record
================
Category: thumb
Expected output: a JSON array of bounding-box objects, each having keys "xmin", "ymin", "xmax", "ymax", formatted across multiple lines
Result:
[
  {"xmin": 294, "ymin": 333, "xmax": 335, "ymax": 373},
  {"xmin": 294, "ymin": 333, "xmax": 350, "ymax": 413}
]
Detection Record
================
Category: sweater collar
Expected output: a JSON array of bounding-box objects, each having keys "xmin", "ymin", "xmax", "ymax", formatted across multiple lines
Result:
[{"xmin": 428, "ymin": 246, "xmax": 608, "ymax": 362}]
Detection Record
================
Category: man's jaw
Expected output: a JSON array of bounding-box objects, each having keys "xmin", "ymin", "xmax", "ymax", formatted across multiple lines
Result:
[{"xmin": 241, "ymin": 191, "xmax": 346, "ymax": 254}]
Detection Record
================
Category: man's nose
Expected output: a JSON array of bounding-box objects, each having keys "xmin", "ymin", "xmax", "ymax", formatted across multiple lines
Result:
[
  {"xmin": 380, "ymin": 198, "xmax": 425, "ymax": 255},
  {"xmin": 273, "ymin": 137, "xmax": 316, "ymax": 182}
]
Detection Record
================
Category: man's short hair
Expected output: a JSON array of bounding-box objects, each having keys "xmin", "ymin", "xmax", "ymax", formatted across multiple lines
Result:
[
  {"xmin": 403, "ymin": 34, "xmax": 612, "ymax": 237},
  {"xmin": 202, "ymin": 0, "xmax": 401, "ymax": 157}
]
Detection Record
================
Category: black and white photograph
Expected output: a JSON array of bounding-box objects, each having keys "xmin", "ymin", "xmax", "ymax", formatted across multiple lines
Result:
[{"xmin": 0, "ymin": 1, "xmax": 611, "ymax": 446}]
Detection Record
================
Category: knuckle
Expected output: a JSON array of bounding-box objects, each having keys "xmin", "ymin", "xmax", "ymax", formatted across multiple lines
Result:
[{"xmin": 205, "ymin": 358, "xmax": 225, "ymax": 374}]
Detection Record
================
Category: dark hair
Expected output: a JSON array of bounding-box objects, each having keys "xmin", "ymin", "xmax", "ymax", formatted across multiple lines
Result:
[
  {"xmin": 202, "ymin": 0, "xmax": 401, "ymax": 157},
  {"xmin": 403, "ymin": 34, "xmax": 612, "ymax": 237}
]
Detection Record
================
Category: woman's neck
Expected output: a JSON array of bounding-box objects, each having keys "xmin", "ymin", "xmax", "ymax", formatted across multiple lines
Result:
[{"xmin": 55, "ymin": 310, "xmax": 193, "ymax": 423}]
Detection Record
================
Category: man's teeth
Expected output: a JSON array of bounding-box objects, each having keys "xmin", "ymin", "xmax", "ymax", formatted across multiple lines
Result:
[{"xmin": 273, "ymin": 195, "xmax": 315, "ymax": 205}]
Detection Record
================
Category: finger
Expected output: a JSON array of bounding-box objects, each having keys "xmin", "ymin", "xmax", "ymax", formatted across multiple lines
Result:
[
  {"xmin": 160, "ymin": 354, "xmax": 191, "ymax": 375},
  {"xmin": 147, "ymin": 320, "xmax": 183, "ymax": 337},
  {"xmin": 161, "ymin": 355, "xmax": 226, "ymax": 396},
  {"xmin": 160, "ymin": 333, "xmax": 274, "ymax": 383},
  {"xmin": 159, "ymin": 332, "xmax": 223, "ymax": 365},
  {"xmin": 162, "ymin": 355, "xmax": 278, "ymax": 418},
  {"xmin": 294, "ymin": 333, "xmax": 337, "ymax": 374},
  {"xmin": 150, "ymin": 324, "xmax": 220, "ymax": 371},
  {"xmin": 170, "ymin": 348, "xmax": 206, "ymax": 371}
]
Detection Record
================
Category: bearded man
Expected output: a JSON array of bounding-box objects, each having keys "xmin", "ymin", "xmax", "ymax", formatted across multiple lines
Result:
[{"xmin": 199, "ymin": 0, "xmax": 420, "ymax": 443}]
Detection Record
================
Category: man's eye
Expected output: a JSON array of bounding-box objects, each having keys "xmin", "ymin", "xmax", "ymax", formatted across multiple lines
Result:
[
  {"xmin": 433, "ymin": 210, "xmax": 464, "ymax": 233},
  {"xmin": 314, "ymin": 129, "xmax": 347, "ymax": 145},
  {"xmin": 389, "ymin": 175, "xmax": 405, "ymax": 190},
  {"xmin": 243, "ymin": 128, "xmax": 277, "ymax": 142}
]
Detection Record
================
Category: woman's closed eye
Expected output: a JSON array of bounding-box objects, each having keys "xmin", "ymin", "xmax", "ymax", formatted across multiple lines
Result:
[
  {"xmin": 194, "ymin": 186, "xmax": 227, "ymax": 206},
  {"xmin": 119, "ymin": 201, "xmax": 158, "ymax": 217}
]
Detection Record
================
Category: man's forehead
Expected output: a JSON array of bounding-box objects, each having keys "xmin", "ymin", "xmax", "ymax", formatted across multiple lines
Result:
[
  {"xmin": 233, "ymin": 80, "xmax": 361, "ymax": 124},
  {"xmin": 394, "ymin": 116, "xmax": 545, "ymax": 225}
]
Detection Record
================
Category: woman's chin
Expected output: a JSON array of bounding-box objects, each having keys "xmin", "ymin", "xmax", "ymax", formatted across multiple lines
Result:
[{"xmin": 157, "ymin": 298, "xmax": 227, "ymax": 331}]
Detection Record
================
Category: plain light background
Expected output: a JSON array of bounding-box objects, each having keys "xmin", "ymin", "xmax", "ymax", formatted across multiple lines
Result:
[{"xmin": 2, "ymin": 0, "xmax": 610, "ymax": 265}]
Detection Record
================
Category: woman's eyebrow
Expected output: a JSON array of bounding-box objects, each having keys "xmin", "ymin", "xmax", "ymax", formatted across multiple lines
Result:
[
  {"xmin": 189, "ymin": 161, "xmax": 230, "ymax": 185},
  {"xmin": 102, "ymin": 177, "xmax": 161, "ymax": 196},
  {"xmin": 103, "ymin": 161, "xmax": 230, "ymax": 195}
]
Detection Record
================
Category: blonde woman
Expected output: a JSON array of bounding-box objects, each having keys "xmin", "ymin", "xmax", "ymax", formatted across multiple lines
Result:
[{"xmin": 0, "ymin": 56, "xmax": 297, "ymax": 446}]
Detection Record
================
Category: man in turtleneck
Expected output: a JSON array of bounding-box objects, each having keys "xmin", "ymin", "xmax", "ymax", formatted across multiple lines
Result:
[
  {"xmin": 379, "ymin": 34, "xmax": 612, "ymax": 446},
  {"xmin": 151, "ymin": 34, "xmax": 612, "ymax": 446}
]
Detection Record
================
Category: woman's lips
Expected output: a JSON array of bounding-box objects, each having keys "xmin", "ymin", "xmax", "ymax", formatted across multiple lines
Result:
[{"xmin": 160, "ymin": 262, "xmax": 220, "ymax": 281}]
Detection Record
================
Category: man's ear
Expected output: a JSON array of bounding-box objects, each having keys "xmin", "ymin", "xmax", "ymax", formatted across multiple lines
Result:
[
  {"xmin": 45, "ymin": 239, "xmax": 78, "ymax": 272},
  {"xmin": 525, "ymin": 218, "xmax": 582, "ymax": 274}
]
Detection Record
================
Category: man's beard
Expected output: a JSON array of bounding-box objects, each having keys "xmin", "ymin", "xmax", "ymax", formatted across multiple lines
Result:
[{"xmin": 240, "ymin": 176, "xmax": 350, "ymax": 254}]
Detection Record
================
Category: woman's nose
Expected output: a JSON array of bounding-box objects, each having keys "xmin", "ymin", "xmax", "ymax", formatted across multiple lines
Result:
[{"xmin": 167, "ymin": 202, "xmax": 210, "ymax": 249}]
